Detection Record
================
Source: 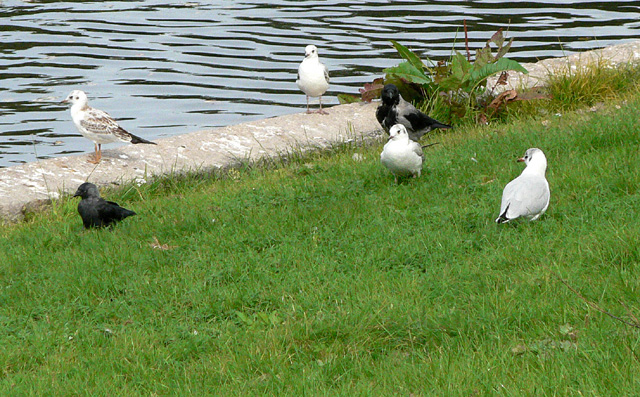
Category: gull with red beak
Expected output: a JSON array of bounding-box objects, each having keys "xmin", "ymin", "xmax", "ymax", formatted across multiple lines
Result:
[{"xmin": 496, "ymin": 148, "xmax": 550, "ymax": 223}]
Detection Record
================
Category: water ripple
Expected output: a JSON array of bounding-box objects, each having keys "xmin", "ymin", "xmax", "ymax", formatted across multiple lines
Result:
[{"xmin": 0, "ymin": 0, "xmax": 638, "ymax": 166}]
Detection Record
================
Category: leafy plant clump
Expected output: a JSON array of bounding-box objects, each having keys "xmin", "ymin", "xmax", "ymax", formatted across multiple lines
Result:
[{"xmin": 344, "ymin": 28, "xmax": 531, "ymax": 125}]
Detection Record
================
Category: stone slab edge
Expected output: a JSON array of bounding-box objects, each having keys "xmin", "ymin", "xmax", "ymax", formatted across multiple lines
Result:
[
  {"xmin": 2, "ymin": 39, "xmax": 640, "ymax": 223},
  {"xmin": 0, "ymin": 102, "xmax": 381, "ymax": 223},
  {"xmin": 487, "ymin": 40, "xmax": 640, "ymax": 91}
]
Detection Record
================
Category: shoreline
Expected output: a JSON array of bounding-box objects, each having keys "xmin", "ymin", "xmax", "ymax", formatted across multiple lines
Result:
[
  {"xmin": 2, "ymin": 40, "xmax": 640, "ymax": 224},
  {"xmin": 0, "ymin": 102, "xmax": 380, "ymax": 223}
]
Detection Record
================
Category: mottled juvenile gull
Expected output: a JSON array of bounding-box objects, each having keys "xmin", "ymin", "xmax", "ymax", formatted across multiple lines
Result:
[
  {"xmin": 496, "ymin": 148, "xmax": 550, "ymax": 223},
  {"xmin": 62, "ymin": 90, "xmax": 156, "ymax": 163}
]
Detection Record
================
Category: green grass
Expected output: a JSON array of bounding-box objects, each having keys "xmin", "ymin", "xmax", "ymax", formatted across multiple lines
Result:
[
  {"xmin": 546, "ymin": 59, "xmax": 640, "ymax": 110},
  {"xmin": 2, "ymin": 91, "xmax": 640, "ymax": 394},
  {"xmin": 418, "ymin": 59, "xmax": 640, "ymax": 128},
  {"xmin": 497, "ymin": 60, "xmax": 640, "ymax": 125}
]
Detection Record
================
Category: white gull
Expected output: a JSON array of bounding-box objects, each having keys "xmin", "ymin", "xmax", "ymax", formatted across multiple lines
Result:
[
  {"xmin": 296, "ymin": 44, "xmax": 330, "ymax": 114},
  {"xmin": 496, "ymin": 147, "xmax": 550, "ymax": 223},
  {"xmin": 380, "ymin": 124, "xmax": 424, "ymax": 183}
]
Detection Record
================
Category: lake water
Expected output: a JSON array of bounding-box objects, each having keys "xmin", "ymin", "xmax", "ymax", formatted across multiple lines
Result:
[{"xmin": 1, "ymin": 0, "xmax": 639, "ymax": 167}]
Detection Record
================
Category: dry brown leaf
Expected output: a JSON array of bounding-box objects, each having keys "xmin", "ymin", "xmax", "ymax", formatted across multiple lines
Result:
[
  {"xmin": 488, "ymin": 89, "xmax": 518, "ymax": 111},
  {"xmin": 496, "ymin": 71, "xmax": 509, "ymax": 85},
  {"xmin": 481, "ymin": 178, "xmax": 496, "ymax": 185},
  {"xmin": 149, "ymin": 236, "xmax": 176, "ymax": 250}
]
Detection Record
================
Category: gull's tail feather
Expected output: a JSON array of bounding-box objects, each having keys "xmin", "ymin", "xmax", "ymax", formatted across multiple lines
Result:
[
  {"xmin": 129, "ymin": 133, "xmax": 156, "ymax": 145},
  {"xmin": 421, "ymin": 142, "xmax": 439, "ymax": 150}
]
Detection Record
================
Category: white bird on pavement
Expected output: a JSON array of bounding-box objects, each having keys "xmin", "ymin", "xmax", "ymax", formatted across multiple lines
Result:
[
  {"xmin": 296, "ymin": 44, "xmax": 330, "ymax": 114},
  {"xmin": 496, "ymin": 147, "xmax": 550, "ymax": 223},
  {"xmin": 380, "ymin": 124, "xmax": 424, "ymax": 183},
  {"xmin": 61, "ymin": 90, "xmax": 156, "ymax": 163}
]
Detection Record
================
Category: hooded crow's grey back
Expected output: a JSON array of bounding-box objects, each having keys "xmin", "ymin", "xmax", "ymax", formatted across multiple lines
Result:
[{"xmin": 376, "ymin": 84, "xmax": 451, "ymax": 141}]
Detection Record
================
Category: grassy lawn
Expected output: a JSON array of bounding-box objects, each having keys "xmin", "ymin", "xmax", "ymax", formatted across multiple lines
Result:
[{"xmin": 2, "ymin": 91, "xmax": 640, "ymax": 394}]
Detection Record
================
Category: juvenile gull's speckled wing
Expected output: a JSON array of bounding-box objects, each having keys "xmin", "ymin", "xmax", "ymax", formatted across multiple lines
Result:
[{"xmin": 80, "ymin": 107, "xmax": 133, "ymax": 142}]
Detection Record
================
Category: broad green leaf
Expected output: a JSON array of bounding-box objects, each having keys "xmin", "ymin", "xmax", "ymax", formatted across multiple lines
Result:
[
  {"xmin": 474, "ymin": 46, "xmax": 493, "ymax": 70},
  {"xmin": 383, "ymin": 76, "xmax": 426, "ymax": 102},
  {"xmin": 449, "ymin": 52, "xmax": 472, "ymax": 81},
  {"xmin": 436, "ymin": 75, "xmax": 464, "ymax": 92},
  {"xmin": 391, "ymin": 40, "xmax": 425, "ymax": 71},
  {"xmin": 465, "ymin": 57, "xmax": 528, "ymax": 87},
  {"xmin": 384, "ymin": 61, "xmax": 432, "ymax": 86},
  {"xmin": 235, "ymin": 311, "xmax": 253, "ymax": 325}
]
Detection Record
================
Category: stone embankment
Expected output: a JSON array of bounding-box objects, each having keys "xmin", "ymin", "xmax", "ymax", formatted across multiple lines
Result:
[
  {"xmin": 487, "ymin": 40, "xmax": 640, "ymax": 90},
  {"xmin": 2, "ymin": 40, "xmax": 640, "ymax": 223},
  {"xmin": 0, "ymin": 102, "xmax": 379, "ymax": 223}
]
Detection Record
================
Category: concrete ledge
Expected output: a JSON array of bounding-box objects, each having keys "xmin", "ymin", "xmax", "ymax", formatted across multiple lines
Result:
[
  {"xmin": 488, "ymin": 40, "xmax": 640, "ymax": 91},
  {"xmin": 0, "ymin": 102, "xmax": 380, "ymax": 223},
  {"xmin": 3, "ymin": 40, "xmax": 640, "ymax": 223}
]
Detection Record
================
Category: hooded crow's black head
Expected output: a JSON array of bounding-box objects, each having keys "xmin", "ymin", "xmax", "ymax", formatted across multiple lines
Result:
[{"xmin": 380, "ymin": 84, "xmax": 400, "ymax": 106}]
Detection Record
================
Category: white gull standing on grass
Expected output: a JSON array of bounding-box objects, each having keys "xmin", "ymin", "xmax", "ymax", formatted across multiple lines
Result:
[
  {"xmin": 61, "ymin": 90, "xmax": 156, "ymax": 164},
  {"xmin": 380, "ymin": 124, "xmax": 424, "ymax": 184},
  {"xmin": 296, "ymin": 44, "xmax": 330, "ymax": 114},
  {"xmin": 495, "ymin": 147, "xmax": 550, "ymax": 223}
]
